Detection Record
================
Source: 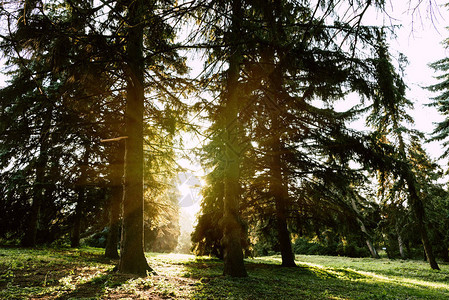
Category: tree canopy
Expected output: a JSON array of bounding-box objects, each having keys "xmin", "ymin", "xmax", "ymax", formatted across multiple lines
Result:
[{"xmin": 0, "ymin": 0, "xmax": 448, "ymax": 278}]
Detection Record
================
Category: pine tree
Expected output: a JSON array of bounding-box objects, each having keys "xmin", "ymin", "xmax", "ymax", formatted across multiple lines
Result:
[
  {"xmin": 192, "ymin": 0, "xmax": 412, "ymax": 268},
  {"xmin": 1, "ymin": 1, "xmax": 189, "ymax": 273},
  {"xmin": 241, "ymin": 0, "xmax": 388, "ymax": 265},
  {"xmin": 367, "ymin": 31, "xmax": 440, "ymax": 269}
]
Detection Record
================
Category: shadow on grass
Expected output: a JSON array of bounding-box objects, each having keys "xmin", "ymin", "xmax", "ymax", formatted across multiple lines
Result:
[
  {"xmin": 3, "ymin": 249, "xmax": 449, "ymax": 299},
  {"xmin": 0, "ymin": 247, "xmax": 128, "ymax": 299},
  {"xmin": 55, "ymin": 270, "xmax": 139, "ymax": 300},
  {"xmin": 178, "ymin": 259, "xmax": 449, "ymax": 300},
  {"xmin": 56, "ymin": 273, "xmax": 111, "ymax": 300}
]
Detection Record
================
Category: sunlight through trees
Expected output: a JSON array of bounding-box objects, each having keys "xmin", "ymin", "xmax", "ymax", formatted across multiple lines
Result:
[{"xmin": 1, "ymin": 0, "xmax": 449, "ymax": 281}]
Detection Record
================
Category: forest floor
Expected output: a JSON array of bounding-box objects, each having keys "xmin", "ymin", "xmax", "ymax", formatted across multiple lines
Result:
[{"xmin": 0, "ymin": 247, "xmax": 448, "ymax": 299}]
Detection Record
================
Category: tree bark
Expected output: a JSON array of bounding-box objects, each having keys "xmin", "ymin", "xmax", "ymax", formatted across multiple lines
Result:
[
  {"xmin": 221, "ymin": 0, "xmax": 247, "ymax": 278},
  {"xmin": 105, "ymin": 141, "xmax": 125, "ymax": 259},
  {"xmin": 396, "ymin": 130, "xmax": 438, "ymax": 269},
  {"xmin": 262, "ymin": 0, "xmax": 296, "ymax": 268},
  {"xmin": 118, "ymin": 0, "xmax": 152, "ymax": 276},
  {"xmin": 70, "ymin": 189, "xmax": 84, "ymax": 248},
  {"xmin": 395, "ymin": 222, "xmax": 406, "ymax": 259},
  {"xmin": 351, "ymin": 198, "xmax": 379, "ymax": 259},
  {"xmin": 272, "ymin": 171, "xmax": 296, "ymax": 266},
  {"xmin": 269, "ymin": 135, "xmax": 296, "ymax": 267},
  {"xmin": 22, "ymin": 104, "xmax": 53, "ymax": 247},
  {"xmin": 222, "ymin": 158, "xmax": 247, "ymax": 277},
  {"xmin": 22, "ymin": 154, "xmax": 47, "ymax": 247},
  {"xmin": 267, "ymin": 68, "xmax": 296, "ymax": 268},
  {"xmin": 71, "ymin": 146, "xmax": 90, "ymax": 248},
  {"xmin": 406, "ymin": 176, "xmax": 440, "ymax": 270}
]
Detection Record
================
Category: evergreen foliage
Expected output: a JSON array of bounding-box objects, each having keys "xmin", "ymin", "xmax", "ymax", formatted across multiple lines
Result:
[
  {"xmin": 0, "ymin": 0, "xmax": 447, "ymax": 279},
  {"xmin": 0, "ymin": 0, "xmax": 189, "ymax": 275}
]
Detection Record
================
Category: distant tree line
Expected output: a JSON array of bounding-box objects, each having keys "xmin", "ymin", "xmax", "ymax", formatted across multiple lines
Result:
[{"xmin": 0, "ymin": 0, "xmax": 448, "ymax": 277}]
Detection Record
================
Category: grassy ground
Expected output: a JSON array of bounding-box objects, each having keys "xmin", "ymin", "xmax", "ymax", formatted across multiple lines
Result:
[{"xmin": 0, "ymin": 247, "xmax": 448, "ymax": 299}]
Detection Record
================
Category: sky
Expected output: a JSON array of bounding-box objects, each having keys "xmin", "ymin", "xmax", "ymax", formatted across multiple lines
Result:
[
  {"xmin": 373, "ymin": 1, "xmax": 449, "ymax": 161},
  {"xmin": 323, "ymin": 1, "xmax": 449, "ymax": 163}
]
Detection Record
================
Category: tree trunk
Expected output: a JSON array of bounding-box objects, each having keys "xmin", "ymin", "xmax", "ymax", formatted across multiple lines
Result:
[
  {"xmin": 406, "ymin": 177, "xmax": 440, "ymax": 270},
  {"xmin": 270, "ymin": 139, "xmax": 296, "ymax": 267},
  {"xmin": 406, "ymin": 240, "xmax": 411, "ymax": 258},
  {"xmin": 222, "ymin": 158, "xmax": 247, "ymax": 277},
  {"xmin": 273, "ymin": 190, "xmax": 296, "ymax": 267},
  {"xmin": 118, "ymin": 0, "xmax": 152, "ymax": 276},
  {"xmin": 396, "ymin": 222, "xmax": 406, "ymax": 259},
  {"xmin": 266, "ymin": 64, "xmax": 296, "ymax": 268},
  {"xmin": 221, "ymin": 0, "xmax": 247, "ymax": 278},
  {"xmin": 70, "ymin": 190, "xmax": 83, "ymax": 248},
  {"xmin": 105, "ymin": 142, "xmax": 125, "ymax": 259},
  {"xmin": 22, "ymin": 105, "xmax": 53, "ymax": 247},
  {"xmin": 262, "ymin": 0, "xmax": 296, "ymax": 267},
  {"xmin": 351, "ymin": 198, "xmax": 379, "ymax": 259},
  {"xmin": 22, "ymin": 155, "xmax": 47, "ymax": 247},
  {"xmin": 260, "ymin": 1, "xmax": 296, "ymax": 267},
  {"xmin": 71, "ymin": 146, "xmax": 90, "ymax": 248}
]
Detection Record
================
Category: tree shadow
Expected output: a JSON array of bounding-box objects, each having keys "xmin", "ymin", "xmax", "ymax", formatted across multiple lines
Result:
[
  {"xmin": 0, "ymin": 247, "xmax": 132, "ymax": 299},
  {"xmin": 179, "ymin": 259, "xmax": 449, "ymax": 299},
  {"xmin": 55, "ymin": 271, "xmax": 133, "ymax": 299}
]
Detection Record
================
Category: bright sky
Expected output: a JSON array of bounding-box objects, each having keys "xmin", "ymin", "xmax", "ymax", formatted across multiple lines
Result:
[
  {"xmin": 338, "ymin": 1, "xmax": 449, "ymax": 162},
  {"xmin": 378, "ymin": 0, "xmax": 449, "ymax": 159},
  {"xmin": 391, "ymin": 2, "xmax": 448, "ymax": 159}
]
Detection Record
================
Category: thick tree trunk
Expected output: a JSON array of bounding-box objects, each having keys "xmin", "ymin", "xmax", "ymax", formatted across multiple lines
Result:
[
  {"xmin": 271, "ymin": 140, "xmax": 296, "ymax": 267},
  {"xmin": 22, "ymin": 105, "xmax": 53, "ymax": 247},
  {"xmin": 265, "ymin": 51, "xmax": 296, "ymax": 268},
  {"xmin": 118, "ymin": 0, "xmax": 152, "ymax": 276},
  {"xmin": 222, "ymin": 158, "xmax": 247, "ymax": 277},
  {"xmin": 221, "ymin": 0, "xmax": 247, "ymax": 278},
  {"xmin": 105, "ymin": 142, "xmax": 125, "ymax": 259},
  {"xmin": 274, "ymin": 195, "xmax": 296, "ymax": 267},
  {"xmin": 261, "ymin": 0, "xmax": 296, "ymax": 267}
]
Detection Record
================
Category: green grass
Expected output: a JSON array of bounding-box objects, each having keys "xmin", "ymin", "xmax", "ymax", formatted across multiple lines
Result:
[{"xmin": 0, "ymin": 247, "xmax": 448, "ymax": 299}]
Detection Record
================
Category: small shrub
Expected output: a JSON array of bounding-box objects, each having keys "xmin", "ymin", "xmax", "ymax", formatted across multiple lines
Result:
[
  {"xmin": 293, "ymin": 238, "xmax": 330, "ymax": 255},
  {"xmin": 336, "ymin": 241, "xmax": 370, "ymax": 258}
]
